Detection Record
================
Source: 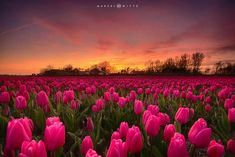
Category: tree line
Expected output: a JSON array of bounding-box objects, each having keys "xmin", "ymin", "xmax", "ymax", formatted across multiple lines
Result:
[{"xmin": 38, "ymin": 52, "xmax": 235, "ymax": 76}]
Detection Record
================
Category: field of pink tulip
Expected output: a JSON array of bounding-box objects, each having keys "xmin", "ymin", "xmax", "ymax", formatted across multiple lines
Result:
[{"xmin": 0, "ymin": 76, "xmax": 235, "ymax": 157}]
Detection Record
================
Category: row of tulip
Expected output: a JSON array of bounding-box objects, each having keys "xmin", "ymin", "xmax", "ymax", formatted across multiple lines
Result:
[{"xmin": 0, "ymin": 76, "xmax": 235, "ymax": 157}]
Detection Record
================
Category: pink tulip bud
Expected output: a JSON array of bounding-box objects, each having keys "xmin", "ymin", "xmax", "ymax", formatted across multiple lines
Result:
[
  {"xmin": 104, "ymin": 92, "xmax": 111, "ymax": 102},
  {"xmin": 85, "ymin": 149, "xmax": 101, "ymax": 157},
  {"xmin": 142, "ymin": 110, "xmax": 152, "ymax": 125},
  {"xmin": 15, "ymin": 96, "xmax": 27, "ymax": 110},
  {"xmin": 0, "ymin": 91, "xmax": 10, "ymax": 104},
  {"xmin": 205, "ymin": 96, "xmax": 211, "ymax": 104},
  {"xmin": 228, "ymin": 108, "xmax": 235, "ymax": 123},
  {"xmin": 19, "ymin": 140, "xmax": 47, "ymax": 157},
  {"xmin": 106, "ymin": 139, "xmax": 128, "ymax": 157},
  {"xmin": 207, "ymin": 140, "xmax": 224, "ymax": 157},
  {"xmin": 81, "ymin": 136, "xmax": 93, "ymax": 156},
  {"xmin": 63, "ymin": 90, "xmax": 74, "ymax": 104},
  {"xmin": 144, "ymin": 115, "xmax": 160, "ymax": 137},
  {"xmin": 227, "ymin": 139, "xmax": 235, "ymax": 154},
  {"xmin": 205, "ymin": 104, "xmax": 211, "ymax": 112},
  {"xmin": 111, "ymin": 131, "xmax": 121, "ymax": 141},
  {"xmin": 126, "ymin": 126, "xmax": 143, "ymax": 154},
  {"xmin": 36, "ymin": 91, "xmax": 50, "ymax": 112},
  {"xmin": 129, "ymin": 90, "xmax": 136, "ymax": 101},
  {"xmin": 44, "ymin": 119, "xmax": 65, "ymax": 151},
  {"xmin": 224, "ymin": 98, "xmax": 234, "ymax": 109},
  {"xmin": 175, "ymin": 107, "xmax": 190, "ymax": 124},
  {"xmin": 6, "ymin": 118, "xmax": 33, "ymax": 150},
  {"xmin": 46, "ymin": 117, "xmax": 60, "ymax": 126},
  {"xmin": 163, "ymin": 124, "xmax": 176, "ymax": 143},
  {"xmin": 168, "ymin": 133, "xmax": 189, "ymax": 157},
  {"xmin": 118, "ymin": 97, "xmax": 126, "ymax": 108},
  {"xmin": 119, "ymin": 122, "xmax": 129, "ymax": 138},
  {"xmin": 54, "ymin": 91, "xmax": 62, "ymax": 104},
  {"xmin": 137, "ymin": 88, "xmax": 143, "ymax": 95},
  {"xmin": 134, "ymin": 100, "xmax": 143, "ymax": 115},
  {"xmin": 147, "ymin": 105, "xmax": 159, "ymax": 115},
  {"xmin": 188, "ymin": 118, "xmax": 212, "ymax": 148},
  {"xmin": 70, "ymin": 100, "xmax": 80, "ymax": 110},
  {"xmin": 87, "ymin": 117, "xmax": 94, "ymax": 132},
  {"xmin": 158, "ymin": 112, "xmax": 170, "ymax": 126}
]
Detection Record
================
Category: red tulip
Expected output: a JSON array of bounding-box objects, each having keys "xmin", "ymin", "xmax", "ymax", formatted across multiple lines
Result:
[
  {"xmin": 106, "ymin": 139, "xmax": 128, "ymax": 157},
  {"xmin": 85, "ymin": 149, "xmax": 101, "ymax": 157},
  {"xmin": 119, "ymin": 122, "xmax": 129, "ymax": 138},
  {"xmin": 227, "ymin": 139, "xmax": 235, "ymax": 154},
  {"xmin": 44, "ymin": 119, "xmax": 65, "ymax": 151},
  {"xmin": 175, "ymin": 107, "xmax": 190, "ymax": 124},
  {"xmin": 144, "ymin": 115, "xmax": 160, "ymax": 137},
  {"xmin": 207, "ymin": 140, "xmax": 224, "ymax": 157},
  {"xmin": 163, "ymin": 124, "xmax": 175, "ymax": 143},
  {"xmin": 87, "ymin": 117, "xmax": 94, "ymax": 131},
  {"xmin": 36, "ymin": 91, "xmax": 50, "ymax": 112},
  {"xmin": 6, "ymin": 118, "xmax": 33, "ymax": 150},
  {"xmin": 81, "ymin": 136, "xmax": 93, "ymax": 155},
  {"xmin": 15, "ymin": 96, "xmax": 27, "ymax": 110},
  {"xmin": 0, "ymin": 91, "xmax": 10, "ymax": 104},
  {"xmin": 134, "ymin": 100, "xmax": 143, "ymax": 115},
  {"xmin": 188, "ymin": 118, "xmax": 212, "ymax": 148},
  {"xmin": 126, "ymin": 126, "xmax": 143, "ymax": 154},
  {"xmin": 19, "ymin": 140, "xmax": 47, "ymax": 157},
  {"xmin": 168, "ymin": 133, "xmax": 189, "ymax": 157},
  {"xmin": 228, "ymin": 108, "xmax": 235, "ymax": 123}
]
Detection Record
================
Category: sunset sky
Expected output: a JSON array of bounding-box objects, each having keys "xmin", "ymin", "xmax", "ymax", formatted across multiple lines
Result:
[{"xmin": 1, "ymin": 0, "xmax": 235, "ymax": 74}]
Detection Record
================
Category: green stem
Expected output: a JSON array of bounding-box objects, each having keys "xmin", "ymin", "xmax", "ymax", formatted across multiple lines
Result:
[{"xmin": 189, "ymin": 144, "xmax": 195, "ymax": 157}]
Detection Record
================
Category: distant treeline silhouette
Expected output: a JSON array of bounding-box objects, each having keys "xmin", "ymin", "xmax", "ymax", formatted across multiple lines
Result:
[{"xmin": 38, "ymin": 52, "xmax": 235, "ymax": 76}]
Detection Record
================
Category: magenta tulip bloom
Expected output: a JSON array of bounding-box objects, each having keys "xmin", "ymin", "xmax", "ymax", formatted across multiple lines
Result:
[
  {"xmin": 0, "ymin": 91, "xmax": 10, "ymax": 104},
  {"xmin": 126, "ymin": 126, "xmax": 143, "ymax": 154},
  {"xmin": 70, "ymin": 100, "xmax": 80, "ymax": 110},
  {"xmin": 44, "ymin": 120, "xmax": 65, "ymax": 151},
  {"xmin": 46, "ymin": 117, "xmax": 60, "ymax": 126},
  {"xmin": 188, "ymin": 118, "xmax": 212, "ymax": 148},
  {"xmin": 175, "ymin": 107, "xmax": 190, "ymax": 124},
  {"xmin": 15, "ymin": 95, "xmax": 27, "ymax": 110},
  {"xmin": 63, "ymin": 90, "xmax": 74, "ymax": 104},
  {"xmin": 205, "ymin": 104, "xmax": 211, "ymax": 112},
  {"xmin": 224, "ymin": 98, "xmax": 234, "ymax": 109},
  {"xmin": 228, "ymin": 108, "xmax": 235, "ymax": 123},
  {"xmin": 6, "ymin": 118, "xmax": 33, "ymax": 150},
  {"xmin": 106, "ymin": 139, "xmax": 128, "ymax": 157},
  {"xmin": 36, "ymin": 91, "xmax": 50, "ymax": 112},
  {"xmin": 142, "ymin": 110, "xmax": 152, "ymax": 125},
  {"xmin": 134, "ymin": 100, "xmax": 143, "ymax": 115},
  {"xmin": 147, "ymin": 105, "xmax": 159, "ymax": 115},
  {"xmin": 81, "ymin": 136, "xmax": 93, "ymax": 155},
  {"xmin": 207, "ymin": 140, "xmax": 224, "ymax": 157},
  {"xmin": 163, "ymin": 124, "xmax": 176, "ymax": 143},
  {"xmin": 19, "ymin": 140, "xmax": 47, "ymax": 157},
  {"xmin": 144, "ymin": 115, "xmax": 160, "ymax": 137},
  {"xmin": 54, "ymin": 91, "xmax": 62, "ymax": 104},
  {"xmin": 111, "ymin": 131, "xmax": 121, "ymax": 141},
  {"xmin": 85, "ymin": 149, "xmax": 101, "ymax": 157},
  {"xmin": 227, "ymin": 139, "xmax": 235, "ymax": 154},
  {"xmin": 87, "ymin": 117, "xmax": 94, "ymax": 131},
  {"xmin": 118, "ymin": 97, "xmax": 126, "ymax": 108},
  {"xmin": 168, "ymin": 133, "xmax": 189, "ymax": 157},
  {"xmin": 119, "ymin": 122, "xmax": 129, "ymax": 138}
]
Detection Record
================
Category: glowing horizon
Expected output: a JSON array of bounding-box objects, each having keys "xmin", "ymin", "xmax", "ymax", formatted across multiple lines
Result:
[{"xmin": 1, "ymin": 0, "xmax": 235, "ymax": 75}]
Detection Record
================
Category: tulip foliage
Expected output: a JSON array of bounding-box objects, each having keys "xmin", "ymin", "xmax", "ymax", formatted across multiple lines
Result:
[{"xmin": 0, "ymin": 76, "xmax": 235, "ymax": 157}]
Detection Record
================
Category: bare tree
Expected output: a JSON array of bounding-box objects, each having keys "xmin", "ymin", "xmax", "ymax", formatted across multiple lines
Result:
[{"xmin": 192, "ymin": 52, "xmax": 205, "ymax": 73}]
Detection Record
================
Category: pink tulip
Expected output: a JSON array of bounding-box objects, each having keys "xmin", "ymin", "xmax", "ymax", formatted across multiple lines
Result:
[
  {"xmin": 106, "ymin": 139, "xmax": 128, "ymax": 157},
  {"xmin": 19, "ymin": 140, "xmax": 47, "ymax": 157},
  {"xmin": 134, "ymin": 100, "xmax": 143, "ymax": 115},
  {"xmin": 63, "ymin": 90, "xmax": 74, "ymax": 104},
  {"xmin": 205, "ymin": 96, "xmax": 211, "ymax": 104},
  {"xmin": 142, "ymin": 110, "xmax": 152, "ymax": 125},
  {"xmin": 6, "ymin": 118, "xmax": 33, "ymax": 150},
  {"xmin": 104, "ymin": 92, "xmax": 111, "ymax": 102},
  {"xmin": 46, "ymin": 117, "xmax": 60, "ymax": 126},
  {"xmin": 163, "ymin": 124, "xmax": 176, "ymax": 143},
  {"xmin": 54, "ymin": 91, "xmax": 62, "ymax": 104},
  {"xmin": 137, "ymin": 88, "xmax": 143, "ymax": 95},
  {"xmin": 207, "ymin": 140, "xmax": 224, "ymax": 157},
  {"xmin": 44, "ymin": 119, "xmax": 65, "ymax": 151},
  {"xmin": 175, "ymin": 107, "xmax": 190, "ymax": 124},
  {"xmin": 228, "ymin": 108, "xmax": 235, "ymax": 123},
  {"xmin": 147, "ymin": 105, "xmax": 159, "ymax": 115},
  {"xmin": 158, "ymin": 112, "xmax": 170, "ymax": 126},
  {"xmin": 70, "ymin": 100, "xmax": 80, "ymax": 110},
  {"xmin": 224, "ymin": 98, "xmax": 234, "ymax": 109},
  {"xmin": 15, "ymin": 96, "xmax": 27, "ymax": 110},
  {"xmin": 0, "ymin": 91, "xmax": 10, "ymax": 104},
  {"xmin": 119, "ymin": 122, "xmax": 129, "ymax": 138},
  {"xmin": 227, "ymin": 139, "xmax": 235, "ymax": 154},
  {"xmin": 126, "ymin": 126, "xmax": 143, "ymax": 154},
  {"xmin": 85, "ymin": 149, "xmax": 101, "ymax": 157},
  {"xmin": 168, "ymin": 133, "xmax": 189, "ymax": 157},
  {"xmin": 111, "ymin": 131, "xmax": 121, "ymax": 141},
  {"xmin": 188, "ymin": 118, "xmax": 212, "ymax": 148},
  {"xmin": 87, "ymin": 117, "xmax": 94, "ymax": 131},
  {"xmin": 144, "ymin": 115, "xmax": 160, "ymax": 137},
  {"xmin": 36, "ymin": 91, "xmax": 50, "ymax": 112},
  {"xmin": 205, "ymin": 104, "xmax": 211, "ymax": 112},
  {"xmin": 118, "ymin": 97, "xmax": 126, "ymax": 108},
  {"xmin": 112, "ymin": 92, "xmax": 119, "ymax": 103},
  {"xmin": 129, "ymin": 90, "xmax": 136, "ymax": 101},
  {"xmin": 81, "ymin": 136, "xmax": 93, "ymax": 155}
]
